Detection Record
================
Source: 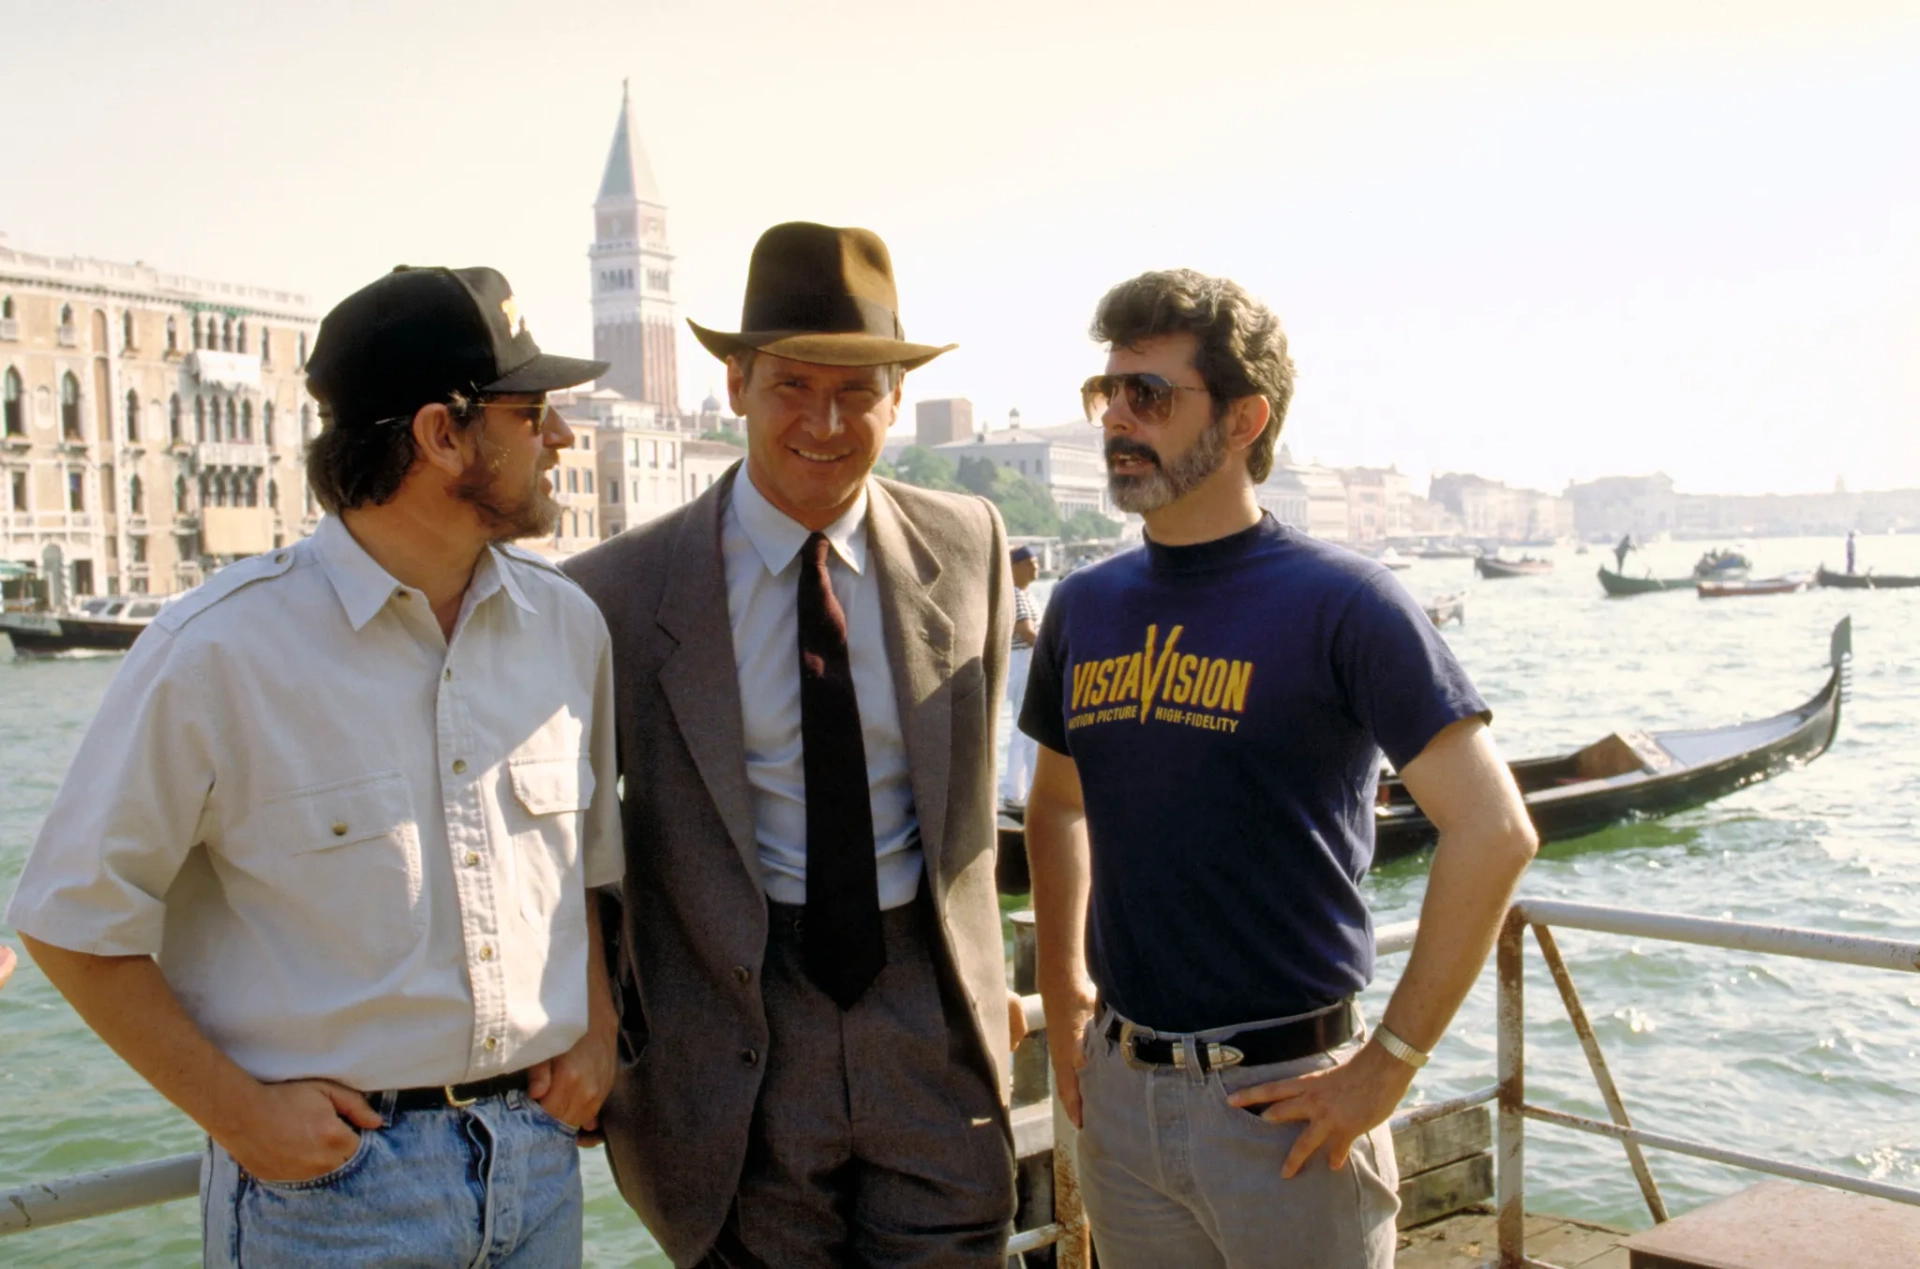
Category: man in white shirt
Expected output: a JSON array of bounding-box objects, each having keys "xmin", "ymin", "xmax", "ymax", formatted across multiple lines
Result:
[
  {"xmin": 566, "ymin": 223, "xmax": 1018, "ymax": 1267},
  {"xmin": 1000, "ymin": 544, "xmax": 1042, "ymax": 808},
  {"xmin": 7, "ymin": 265, "xmax": 624, "ymax": 1267}
]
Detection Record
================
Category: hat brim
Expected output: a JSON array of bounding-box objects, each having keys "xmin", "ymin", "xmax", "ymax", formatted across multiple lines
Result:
[
  {"xmin": 485, "ymin": 352, "xmax": 611, "ymax": 394},
  {"xmin": 688, "ymin": 320, "xmax": 953, "ymax": 372}
]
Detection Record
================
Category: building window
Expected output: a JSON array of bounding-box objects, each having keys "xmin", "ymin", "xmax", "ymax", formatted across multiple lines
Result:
[
  {"xmin": 167, "ymin": 315, "xmax": 178, "ymax": 352},
  {"xmin": 260, "ymin": 329, "xmax": 272, "ymax": 366},
  {"xmin": 1, "ymin": 296, "xmax": 12, "ymax": 319},
  {"xmin": 68, "ymin": 470, "xmax": 84, "ymax": 512},
  {"xmin": 131, "ymin": 535, "xmax": 148, "ymax": 564},
  {"xmin": 666, "ymin": 443, "xmax": 677, "ymax": 469},
  {"xmin": 269, "ymin": 479, "xmax": 279, "ymax": 509},
  {"xmin": 244, "ymin": 474, "xmax": 259, "ymax": 508},
  {"xmin": 3, "ymin": 367, "xmax": 21, "ymax": 437},
  {"xmin": 579, "ymin": 431, "xmax": 591, "ymax": 451},
  {"xmin": 585, "ymin": 510, "xmax": 593, "ymax": 536},
  {"xmin": 236, "ymin": 320, "xmax": 248, "ymax": 354},
  {"xmin": 175, "ymin": 475, "xmax": 188, "ymax": 513},
  {"xmin": 608, "ymin": 480, "xmax": 620, "ymax": 504},
  {"xmin": 194, "ymin": 397, "xmax": 207, "ymax": 442},
  {"xmin": 262, "ymin": 402, "xmax": 274, "ymax": 447},
  {"xmin": 297, "ymin": 332, "xmax": 308, "ymax": 369},
  {"xmin": 240, "ymin": 400, "xmax": 253, "ymax": 442},
  {"xmin": 122, "ymin": 310, "xmax": 137, "ymax": 350},
  {"xmin": 567, "ymin": 469, "xmax": 578, "ymax": 494},
  {"xmin": 60, "ymin": 304, "xmax": 74, "ymax": 327},
  {"xmin": 225, "ymin": 397, "xmax": 237, "ymax": 441},
  {"xmin": 61, "ymin": 372, "xmax": 82, "ymax": 440},
  {"xmin": 583, "ymin": 470, "xmax": 593, "ymax": 494},
  {"xmin": 222, "ymin": 316, "xmax": 234, "ymax": 352},
  {"xmin": 169, "ymin": 394, "xmax": 182, "ymax": 442},
  {"xmin": 192, "ymin": 314, "xmax": 203, "ymax": 349},
  {"xmin": 129, "ymin": 474, "xmax": 144, "ymax": 515},
  {"xmin": 125, "ymin": 390, "xmax": 141, "ymax": 443},
  {"xmin": 11, "ymin": 469, "xmax": 26, "ymax": 511}
]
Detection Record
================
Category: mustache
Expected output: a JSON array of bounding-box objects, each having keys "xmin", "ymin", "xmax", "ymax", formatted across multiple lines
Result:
[{"xmin": 1104, "ymin": 437, "xmax": 1161, "ymax": 467}]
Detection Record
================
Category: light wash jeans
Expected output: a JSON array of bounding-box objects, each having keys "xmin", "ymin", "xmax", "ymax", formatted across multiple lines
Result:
[
  {"xmin": 1077, "ymin": 1004, "xmax": 1400, "ymax": 1269},
  {"xmin": 201, "ymin": 1087, "xmax": 582, "ymax": 1268}
]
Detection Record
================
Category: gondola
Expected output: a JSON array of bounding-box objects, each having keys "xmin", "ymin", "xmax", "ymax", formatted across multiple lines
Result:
[
  {"xmin": 1474, "ymin": 555, "xmax": 1554, "ymax": 579},
  {"xmin": 1816, "ymin": 565, "xmax": 1920, "ymax": 590},
  {"xmin": 1597, "ymin": 567, "xmax": 1693, "ymax": 596},
  {"xmin": 991, "ymin": 618, "xmax": 1850, "ymax": 888},
  {"xmin": 1373, "ymin": 617, "xmax": 1850, "ymax": 862}
]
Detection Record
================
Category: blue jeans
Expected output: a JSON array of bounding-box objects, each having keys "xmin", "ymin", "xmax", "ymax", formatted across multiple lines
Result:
[{"xmin": 201, "ymin": 1088, "xmax": 583, "ymax": 1268}]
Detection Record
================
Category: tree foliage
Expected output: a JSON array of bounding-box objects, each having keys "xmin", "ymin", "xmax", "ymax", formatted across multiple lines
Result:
[
  {"xmin": 698, "ymin": 429, "xmax": 746, "ymax": 448},
  {"xmin": 1061, "ymin": 509, "xmax": 1123, "ymax": 542},
  {"xmin": 891, "ymin": 445, "xmax": 962, "ymax": 492}
]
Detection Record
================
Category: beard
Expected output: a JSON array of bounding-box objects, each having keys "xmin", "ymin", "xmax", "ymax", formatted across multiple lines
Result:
[
  {"xmin": 451, "ymin": 432, "xmax": 560, "ymax": 542},
  {"xmin": 1106, "ymin": 414, "xmax": 1230, "ymax": 514}
]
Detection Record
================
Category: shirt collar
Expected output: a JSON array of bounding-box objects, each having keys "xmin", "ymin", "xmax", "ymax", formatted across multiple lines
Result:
[
  {"xmin": 730, "ymin": 470, "xmax": 869, "ymax": 578},
  {"xmin": 313, "ymin": 515, "xmax": 533, "ymax": 631}
]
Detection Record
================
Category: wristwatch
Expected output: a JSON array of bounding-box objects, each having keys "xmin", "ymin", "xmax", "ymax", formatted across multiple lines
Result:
[{"xmin": 1373, "ymin": 1024, "xmax": 1430, "ymax": 1069}]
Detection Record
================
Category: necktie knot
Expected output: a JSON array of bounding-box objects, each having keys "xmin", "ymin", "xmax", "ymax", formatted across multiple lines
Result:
[{"xmin": 804, "ymin": 531, "xmax": 831, "ymax": 573}]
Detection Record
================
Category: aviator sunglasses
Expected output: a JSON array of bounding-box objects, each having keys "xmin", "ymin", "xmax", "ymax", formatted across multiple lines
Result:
[
  {"xmin": 1080, "ymin": 373, "xmax": 1213, "ymax": 426},
  {"xmin": 373, "ymin": 397, "xmax": 554, "ymax": 431}
]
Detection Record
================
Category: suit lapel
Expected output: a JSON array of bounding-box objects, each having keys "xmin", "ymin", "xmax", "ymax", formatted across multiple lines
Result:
[
  {"xmin": 655, "ymin": 466, "xmax": 761, "ymax": 883},
  {"xmin": 867, "ymin": 482, "xmax": 955, "ymax": 891}
]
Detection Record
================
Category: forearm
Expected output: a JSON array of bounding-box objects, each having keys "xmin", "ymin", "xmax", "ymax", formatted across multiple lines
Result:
[
  {"xmin": 1378, "ymin": 825, "xmax": 1534, "ymax": 1050},
  {"xmin": 1025, "ymin": 793, "xmax": 1093, "ymax": 1005},
  {"xmin": 21, "ymin": 934, "xmax": 264, "ymax": 1139},
  {"xmin": 582, "ymin": 894, "xmax": 619, "ymax": 1040}
]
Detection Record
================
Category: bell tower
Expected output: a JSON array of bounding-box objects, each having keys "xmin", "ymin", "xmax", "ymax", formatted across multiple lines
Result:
[{"xmin": 590, "ymin": 80, "xmax": 680, "ymax": 412}]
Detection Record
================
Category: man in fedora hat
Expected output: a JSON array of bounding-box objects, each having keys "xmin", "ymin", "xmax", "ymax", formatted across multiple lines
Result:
[
  {"xmin": 565, "ymin": 223, "xmax": 1018, "ymax": 1267},
  {"xmin": 10, "ymin": 265, "xmax": 624, "ymax": 1265}
]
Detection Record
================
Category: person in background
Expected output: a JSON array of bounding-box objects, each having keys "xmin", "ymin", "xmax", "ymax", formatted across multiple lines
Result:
[
  {"xmin": 1001, "ymin": 544, "xmax": 1042, "ymax": 809},
  {"xmin": 1614, "ymin": 533, "xmax": 1633, "ymax": 572},
  {"xmin": 1846, "ymin": 529, "xmax": 1857, "ymax": 575},
  {"xmin": 565, "ymin": 222, "xmax": 1018, "ymax": 1268},
  {"xmin": 1022, "ymin": 268, "xmax": 1537, "ymax": 1269},
  {"xmin": 7, "ymin": 266, "xmax": 622, "ymax": 1267}
]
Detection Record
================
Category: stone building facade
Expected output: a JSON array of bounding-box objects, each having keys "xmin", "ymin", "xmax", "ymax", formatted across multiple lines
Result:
[{"xmin": 0, "ymin": 236, "xmax": 319, "ymax": 602}]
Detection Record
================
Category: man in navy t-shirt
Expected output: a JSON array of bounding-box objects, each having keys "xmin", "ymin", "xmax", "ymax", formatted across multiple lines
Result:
[{"xmin": 1021, "ymin": 270, "xmax": 1537, "ymax": 1269}]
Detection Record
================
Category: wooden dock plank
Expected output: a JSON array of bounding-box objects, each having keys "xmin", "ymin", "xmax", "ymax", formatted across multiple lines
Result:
[
  {"xmin": 1396, "ymin": 1209, "xmax": 1630, "ymax": 1268},
  {"xmin": 1620, "ymin": 1181, "xmax": 1920, "ymax": 1269}
]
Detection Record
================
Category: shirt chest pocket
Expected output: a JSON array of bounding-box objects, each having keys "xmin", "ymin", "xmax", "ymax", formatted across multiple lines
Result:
[
  {"xmin": 264, "ymin": 772, "xmax": 424, "ymax": 973},
  {"xmin": 505, "ymin": 754, "xmax": 595, "ymax": 924}
]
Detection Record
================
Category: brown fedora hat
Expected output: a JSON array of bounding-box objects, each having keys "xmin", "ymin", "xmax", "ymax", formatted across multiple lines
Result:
[{"xmin": 688, "ymin": 222, "xmax": 956, "ymax": 371}]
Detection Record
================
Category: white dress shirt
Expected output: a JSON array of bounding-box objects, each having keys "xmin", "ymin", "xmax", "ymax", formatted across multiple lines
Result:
[
  {"xmin": 722, "ymin": 473, "xmax": 923, "ymax": 909},
  {"xmin": 6, "ymin": 515, "xmax": 624, "ymax": 1090}
]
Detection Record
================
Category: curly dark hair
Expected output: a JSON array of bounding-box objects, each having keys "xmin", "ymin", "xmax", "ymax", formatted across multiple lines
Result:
[
  {"xmin": 1090, "ymin": 269, "xmax": 1294, "ymax": 482},
  {"xmin": 304, "ymin": 387, "xmax": 484, "ymax": 513}
]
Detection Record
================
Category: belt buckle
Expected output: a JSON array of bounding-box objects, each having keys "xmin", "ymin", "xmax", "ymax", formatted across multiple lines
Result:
[
  {"xmin": 1117, "ymin": 1020, "xmax": 1158, "ymax": 1072},
  {"xmin": 444, "ymin": 1084, "xmax": 478, "ymax": 1108}
]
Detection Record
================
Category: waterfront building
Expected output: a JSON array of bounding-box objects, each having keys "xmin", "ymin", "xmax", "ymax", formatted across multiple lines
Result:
[
  {"xmin": 521, "ymin": 414, "xmax": 601, "ymax": 562},
  {"xmin": 590, "ymin": 82, "xmax": 680, "ymax": 413},
  {"xmin": 1430, "ymin": 471, "xmax": 1574, "ymax": 541},
  {"xmin": 931, "ymin": 421, "xmax": 1112, "ymax": 519},
  {"xmin": 1270, "ymin": 448, "xmax": 1351, "ymax": 541},
  {"xmin": 0, "ymin": 234, "xmax": 320, "ymax": 602},
  {"xmin": 1254, "ymin": 466, "xmax": 1310, "ymax": 531},
  {"xmin": 1337, "ymin": 465, "xmax": 1414, "ymax": 543}
]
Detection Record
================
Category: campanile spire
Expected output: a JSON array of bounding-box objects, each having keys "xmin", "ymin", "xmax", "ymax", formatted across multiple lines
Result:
[{"xmin": 589, "ymin": 83, "xmax": 679, "ymax": 411}]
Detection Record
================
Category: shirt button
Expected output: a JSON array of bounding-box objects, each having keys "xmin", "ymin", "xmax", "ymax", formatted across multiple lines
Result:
[
  {"xmin": 465, "ymin": 851, "xmax": 480, "ymax": 867},
  {"xmin": 444, "ymin": 667, "xmax": 454, "ymax": 681},
  {"xmin": 733, "ymin": 965, "xmax": 751, "ymax": 985},
  {"xmin": 452, "ymin": 759, "xmax": 468, "ymax": 774},
  {"xmin": 394, "ymin": 589, "xmax": 410, "ymax": 601},
  {"xmin": 331, "ymin": 821, "xmax": 348, "ymax": 837},
  {"xmin": 483, "ymin": 1037, "xmax": 497, "ymax": 1052},
  {"xmin": 479, "ymin": 945, "xmax": 494, "ymax": 961},
  {"xmin": 740, "ymin": 1048, "xmax": 758, "ymax": 1067}
]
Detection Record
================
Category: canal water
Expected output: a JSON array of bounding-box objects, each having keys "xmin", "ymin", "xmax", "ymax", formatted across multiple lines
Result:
[{"xmin": 3, "ymin": 533, "xmax": 1916, "ymax": 1264}]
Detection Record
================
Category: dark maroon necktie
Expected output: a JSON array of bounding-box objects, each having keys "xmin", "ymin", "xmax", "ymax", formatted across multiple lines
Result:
[{"xmin": 797, "ymin": 532, "xmax": 885, "ymax": 1008}]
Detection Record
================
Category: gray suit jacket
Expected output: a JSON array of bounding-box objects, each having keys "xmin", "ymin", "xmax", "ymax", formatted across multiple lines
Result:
[{"xmin": 564, "ymin": 465, "xmax": 1014, "ymax": 1266}]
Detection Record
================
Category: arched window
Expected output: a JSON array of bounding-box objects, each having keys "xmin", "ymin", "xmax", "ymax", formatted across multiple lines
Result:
[
  {"xmin": 260, "ymin": 329, "xmax": 272, "ymax": 366},
  {"xmin": 169, "ymin": 394, "xmax": 182, "ymax": 442},
  {"xmin": 297, "ymin": 332, "xmax": 308, "ymax": 369},
  {"xmin": 3, "ymin": 368, "xmax": 21, "ymax": 437},
  {"xmin": 222, "ymin": 316, "xmax": 234, "ymax": 351},
  {"xmin": 166, "ymin": 316, "xmax": 178, "ymax": 352},
  {"xmin": 262, "ymin": 402, "xmax": 275, "ymax": 447},
  {"xmin": 123, "ymin": 310, "xmax": 136, "ymax": 350},
  {"xmin": 268, "ymin": 479, "xmax": 279, "ymax": 509},
  {"xmin": 194, "ymin": 397, "xmax": 207, "ymax": 442},
  {"xmin": 129, "ymin": 474, "xmax": 144, "ymax": 515},
  {"xmin": 235, "ymin": 319, "xmax": 247, "ymax": 354},
  {"xmin": 1, "ymin": 297, "xmax": 13, "ymax": 320},
  {"xmin": 60, "ymin": 304, "xmax": 74, "ymax": 327},
  {"xmin": 125, "ymin": 390, "xmax": 140, "ymax": 442},
  {"xmin": 240, "ymin": 400, "xmax": 253, "ymax": 442},
  {"xmin": 60, "ymin": 372, "xmax": 82, "ymax": 439},
  {"xmin": 246, "ymin": 474, "xmax": 259, "ymax": 508},
  {"xmin": 175, "ymin": 475, "xmax": 189, "ymax": 513},
  {"xmin": 214, "ymin": 474, "xmax": 229, "ymax": 508},
  {"xmin": 225, "ymin": 397, "xmax": 238, "ymax": 441},
  {"xmin": 192, "ymin": 314, "xmax": 204, "ymax": 350}
]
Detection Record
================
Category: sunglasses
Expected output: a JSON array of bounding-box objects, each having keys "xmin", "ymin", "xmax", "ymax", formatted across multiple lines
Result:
[
  {"xmin": 373, "ymin": 397, "xmax": 554, "ymax": 431},
  {"xmin": 1081, "ymin": 373, "xmax": 1213, "ymax": 426}
]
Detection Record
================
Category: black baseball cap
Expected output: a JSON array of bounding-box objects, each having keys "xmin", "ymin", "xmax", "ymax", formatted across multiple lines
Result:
[{"xmin": 305, "ymin": 265, "xmax": 609, "ymax": 427}]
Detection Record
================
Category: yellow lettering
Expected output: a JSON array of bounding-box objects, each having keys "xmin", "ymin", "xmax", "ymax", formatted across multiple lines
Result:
[
  {"xmin": 1140, "ymin": 625, "xmax": 1182, "ymax": 722},
  {"xmin": 1115, "ymin": 653, "xmax": 1142, "ymax": 703},
  {"xmin": 1224, "ymin": 661, "xmax": 1254, "ymax": 713},
  {"xmin": 1172, "ymin": 654, "xmax": 1199, "ymax": 704},
  {"xmin": 1069, "ymin": 662, "xmax": 1087, "ymax": 710},
  {"xmin": 1089, "ymin": 659, "xmax": 1114, "ymax": 706},
  {"xmin": 1201, "ymin": 659, "xmax": 1229, "ymax": 709}
]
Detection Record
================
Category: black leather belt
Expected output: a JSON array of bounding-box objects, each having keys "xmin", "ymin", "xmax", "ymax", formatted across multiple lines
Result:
[
  {"xmin": 1106, "ymin": 1001, "xmax": 1356, "ymax": 1074},
  {"xmin": 390, "ymin": 1069, "xmax": 530, "ymax": 1114}
]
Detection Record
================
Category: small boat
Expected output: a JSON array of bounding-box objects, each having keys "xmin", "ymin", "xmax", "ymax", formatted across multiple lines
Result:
[
  {"xmin": 1475, "ymin": 555, "xmax": 1554, "ymax": 579},
  {"xmin": 1697, "ymin": 575, "xmax": 1809, "ymax": 598},
  {"xmin": 1424, "ymin": 593, "xmax": 1465, "ymax": 626},
  {"xmin": 1372, "ymin": 617, "xmax": 1849, "ymax": 862},
  {"xmin": 1815, "ymin": 565, "xmax": 1920, "ymax": 590},
  {"xmin": 1597, "ymin": 567, "xmax": 1694, "ymax": 597},
  {"xmin": 1375, "ymin": 547, "xmax": 1413, "ymax": 571},
  {"xmin": 1415, "ymin": 544, "xmax": 1479, "ymax": 559},
  {"xmin": 1693, "ymin": 549, "xmax": 1752, "ymax": 581},
  {"xmin": 0, "ymin": 595, "xmax": 170, "ymax": 655}
]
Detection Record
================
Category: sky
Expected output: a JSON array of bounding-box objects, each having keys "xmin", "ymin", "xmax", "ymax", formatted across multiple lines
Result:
[{"xmin": 5, "ymin": 0, "xmax": 1918, "ymax": 497}]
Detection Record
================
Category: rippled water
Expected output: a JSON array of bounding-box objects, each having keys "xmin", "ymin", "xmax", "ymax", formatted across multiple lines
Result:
[{"xmin": 4, "ymin": 533, "xmax": 1916, "ymax": 1263}]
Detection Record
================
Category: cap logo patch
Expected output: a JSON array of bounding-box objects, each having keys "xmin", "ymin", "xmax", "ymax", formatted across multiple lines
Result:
[{"xmin": 500, "ymin": 295, "xmax": 527, "ymax": 336}]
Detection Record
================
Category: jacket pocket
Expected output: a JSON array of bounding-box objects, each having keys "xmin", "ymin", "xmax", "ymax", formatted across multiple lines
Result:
[
  {"xmin": 506, "ymin": 753, "xmax": 593, "ymax": 922},
  {"xmin": 263, "ymin": 772, "xmax": 422, "ymax": 975}
]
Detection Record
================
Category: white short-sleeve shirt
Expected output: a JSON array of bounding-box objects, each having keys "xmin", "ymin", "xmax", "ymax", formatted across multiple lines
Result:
[{"xmin": 5, "ymin": 515, "xmax": 624, "ymax": 1090}]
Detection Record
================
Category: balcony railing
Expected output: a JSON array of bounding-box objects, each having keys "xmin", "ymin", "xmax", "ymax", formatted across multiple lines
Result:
[{"xmin": 194, "ymin": 442, "xmax": 269, "ymax": 470}]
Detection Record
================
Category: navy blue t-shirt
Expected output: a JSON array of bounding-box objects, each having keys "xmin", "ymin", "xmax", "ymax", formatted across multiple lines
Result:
[{"xmin": 1019, "ymin": 516, "xmax": 1487, "ymax": 1033}]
